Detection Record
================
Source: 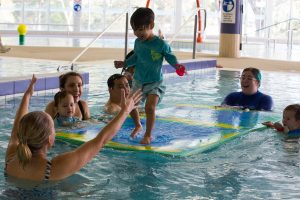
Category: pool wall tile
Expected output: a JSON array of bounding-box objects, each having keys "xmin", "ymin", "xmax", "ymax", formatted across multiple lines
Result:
[
  {"xmin": 0, "ymin": 72, "xmax": 89, "ymax": 96},
  {"xmin": 45, "ymin": 77, "xmax": 59, "ymax": 89},
  {"xmin": 0, "ymin": 59, "xmax": 215, "ymax": 96},
  {"xmin": 0, "ymin": 82, "xmax": 14, "ymax": 96},
  {"xmin": 163, "ymin": 59, "xmax": 216, "ymax": 73},
  {"xmin": 15, "ymin": 79, "xmax": 30, "ymax": 93}
]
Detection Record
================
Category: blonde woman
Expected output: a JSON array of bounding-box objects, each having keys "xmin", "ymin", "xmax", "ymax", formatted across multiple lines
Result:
[{"xmin": 5, "ymin": 75, "xmax": 141, "ymax": 181}]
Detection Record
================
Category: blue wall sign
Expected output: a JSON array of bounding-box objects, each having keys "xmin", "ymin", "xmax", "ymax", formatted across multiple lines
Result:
[
  {"xmin": 223, "ymin": 0, "xmax": 235, "ymax": 12},
  {"xmin": 221, "ymin": 0, "xmax": 236, "ymax": 24},
  {"xmin": 74, "ymin": 4, "xmax": 81, "ymax": 12}
]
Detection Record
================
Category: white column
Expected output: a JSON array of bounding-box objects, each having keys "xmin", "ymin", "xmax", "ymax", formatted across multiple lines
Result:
[
  {"xmin": 73, "ymin": 0, "xmax": 82, "ymax": 47},
  {"xmin": 174, "ymin": 0, "xmax": 182, "ymax": 35}
]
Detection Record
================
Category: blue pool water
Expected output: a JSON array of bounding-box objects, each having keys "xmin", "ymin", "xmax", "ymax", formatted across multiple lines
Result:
[{"xmin": 1, "ymin": 57, "xmax": 300, "ymax": 199}]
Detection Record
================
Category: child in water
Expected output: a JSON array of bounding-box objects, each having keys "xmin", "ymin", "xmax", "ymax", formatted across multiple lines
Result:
[
  {"xmin": 53, "ymin": 91, "xmax": 81, "ymax": 127},
  {"xmin": 263, "ymin": 104, "xmax": 300, "ymax": 138},
  {"xmin": 114, "ymin": 7, "xmax": 186, "ymax": 144}
]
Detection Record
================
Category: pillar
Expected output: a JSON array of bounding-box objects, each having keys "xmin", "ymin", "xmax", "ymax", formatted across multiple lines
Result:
[{"xmin": 219, "ymin": 0, "xmax": 243, "ymax": 58}]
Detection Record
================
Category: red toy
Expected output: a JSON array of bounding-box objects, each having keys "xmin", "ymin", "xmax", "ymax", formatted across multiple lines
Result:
[{"xmin": 175, "ymin": 64, "xmax": 186, "ymax": 76}]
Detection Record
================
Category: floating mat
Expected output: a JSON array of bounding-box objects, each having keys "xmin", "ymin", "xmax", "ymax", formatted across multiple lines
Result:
[{"xmin": 56, "ymin": 105, "xmax": 281, "ymax": 157}]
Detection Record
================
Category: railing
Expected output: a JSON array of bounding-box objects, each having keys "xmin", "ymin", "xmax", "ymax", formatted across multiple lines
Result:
[
  {"xmin": 243, "ymin": 18, "xmax": 300, "ymax": 54},
  {"xmin": 58, "ymin": 10, "xmax": 129, "ymax": 71},
  {"xmin": 168, "ymin": 7, "xmax": 207, "ymax": 59}
]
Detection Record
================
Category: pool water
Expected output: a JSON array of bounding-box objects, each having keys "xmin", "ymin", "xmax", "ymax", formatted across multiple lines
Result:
[{"xmin": 1, "ymin": 58, "xmax": 300, "ymax": 199}]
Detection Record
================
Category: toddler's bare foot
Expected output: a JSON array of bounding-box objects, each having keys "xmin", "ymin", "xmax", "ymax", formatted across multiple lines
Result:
[
  {"xmin": 140, "ymin": 136, "xmax": 151, "ymax": 144},
  {"xmin": 130, "ymin": 124, "xmax": 142, "ymax": 138}
]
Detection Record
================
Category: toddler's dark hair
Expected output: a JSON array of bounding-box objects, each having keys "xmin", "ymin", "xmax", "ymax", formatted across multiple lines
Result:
[{"xmin": 130, "ymin": 7, "xmax": 155, "ymax": 30}]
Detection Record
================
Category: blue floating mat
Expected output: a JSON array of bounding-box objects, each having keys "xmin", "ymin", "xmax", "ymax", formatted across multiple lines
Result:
[{"xmin": 56, "ymin": 104, "xmax": 281, "ymax": 157}]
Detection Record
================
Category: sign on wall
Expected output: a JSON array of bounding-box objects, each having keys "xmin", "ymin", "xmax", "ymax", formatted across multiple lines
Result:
[
  {"xmin": 221, "ymin": 0, "xmax": 236, "ymax": 24},
  {"xmin": 74, "ymin": 0, "xmax": 82, "ymax": 12}
]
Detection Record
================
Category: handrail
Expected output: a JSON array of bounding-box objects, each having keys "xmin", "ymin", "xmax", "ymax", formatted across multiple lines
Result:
[
  {"xmin": 243, "ymin": 17, "xmax": 300, "ymax": 58},
  {"xmin": 255, "ymin": 18, "xmax": 300, "ymax": 32},
  {"xmin": 58, "ymin": 10, "xmax": 127, "ymax": 71},
  {"xmin": 169, "ymin": 7, "xmax": 202, "ymax": 45}
]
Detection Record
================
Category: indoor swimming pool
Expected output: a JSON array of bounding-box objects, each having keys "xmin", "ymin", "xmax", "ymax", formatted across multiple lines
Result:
[{"xmin": 1, "ymin": 57, "xmax": 300, "ymax": 199}]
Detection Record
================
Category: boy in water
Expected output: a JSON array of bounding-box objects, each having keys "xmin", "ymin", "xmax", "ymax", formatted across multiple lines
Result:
[
  {"xmin": 53, "ymin": 91, "xmax": 81, "ymax": 127},
  {"xmin": 263, "ymin": 104, "xmax": 300, "ymax": 138},
  {"xmin": 114, "ymin": 7, "xmax": 186, "ymax": 144}
]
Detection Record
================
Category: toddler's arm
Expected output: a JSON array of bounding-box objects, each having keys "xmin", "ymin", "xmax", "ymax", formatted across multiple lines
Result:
[{"xmin": 262, "ymin": 121, "xmax": 284, "ymax": 132}]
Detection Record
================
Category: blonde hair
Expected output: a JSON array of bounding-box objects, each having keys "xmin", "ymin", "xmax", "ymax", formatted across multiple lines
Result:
[{"xmin": 16, "ymin": 111, "xmax": 53, "ymax": 168}]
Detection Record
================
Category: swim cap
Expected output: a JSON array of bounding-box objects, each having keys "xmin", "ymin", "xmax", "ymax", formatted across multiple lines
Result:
[
  {"xmin": 243, "ymin": 67, "xmax": 261, "ymax": 83},
  {"xmin": 255, "ymin": 71, "xmax": 262, "ymax": 82}
]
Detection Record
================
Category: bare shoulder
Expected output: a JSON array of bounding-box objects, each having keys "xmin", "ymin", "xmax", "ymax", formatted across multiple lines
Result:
[
  {"xmin": 79, "ymin": 100, "xmax": 90, "ymax": 119},
  {"xmin": 45, "ymin": 101, "xmax": 56, "ymax": 118},
  {"xmin": 49, "ymin": 153, "xmax": 72, "ymax": 180},
  {"xmin": 80, "ymin": 100, "xmax": 88, "ymax": 108},
  {"xmin": 104, "ymin": 101, "xmax": 121, "ymax": 115}
]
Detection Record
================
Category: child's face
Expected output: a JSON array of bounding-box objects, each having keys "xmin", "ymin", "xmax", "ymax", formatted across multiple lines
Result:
[
  {"xmin": 57, "ymin": 94, "xmax": 76, "ymax": 117},
  {"xmin": 62, "ymin": 76, "xmax": 83, "ymax": 103},
  {"xmin": 133, "ymin": 24, "xmax": 154, "ymax": 41},
  {"xmin": 240, "ymin": 71, "xmax": 259, "ymax": 95},
  {"xmin": 282, "ymin": 110, "xmax": 300, "ymax": 131}
]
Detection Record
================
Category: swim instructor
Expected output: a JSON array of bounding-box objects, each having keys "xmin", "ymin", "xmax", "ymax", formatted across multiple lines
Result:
[{"xmin": 221, "ymin": 67, "xmax": 273, "ymax": 111}]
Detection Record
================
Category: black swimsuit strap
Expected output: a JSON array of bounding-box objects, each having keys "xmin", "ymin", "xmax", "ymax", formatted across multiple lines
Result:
[
  {"xmin": 44, "ymin": 160, "xmax": 52, "ymax": 180},
  {"xmin": 53, "ymin": 113, "xmax": 59, "ymax": 120},
  {"xmin": 78, "ymin": 100, "xmax": 85, "ymax": 120}
]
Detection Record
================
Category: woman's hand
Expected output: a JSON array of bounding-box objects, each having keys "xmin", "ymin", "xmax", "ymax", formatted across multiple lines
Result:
[
  {"xmin": 120, "ymin": 89, "xmax": 142, "ymax": 114},
  {"xmin": 26, "ymin": 74, "xmax": 37, "ymax": 96}
]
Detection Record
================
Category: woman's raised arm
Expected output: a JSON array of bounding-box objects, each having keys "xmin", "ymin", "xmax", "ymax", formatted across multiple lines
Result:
[{"xmin": 6, "ymin": 75, "xmax": 37, "ymax": 159}]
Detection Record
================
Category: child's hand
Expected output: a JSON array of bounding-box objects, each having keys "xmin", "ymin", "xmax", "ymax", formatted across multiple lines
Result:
[
  {"xmin": 262, "ymin": 121, "xmax": 285, "ymax": 132},
  {"xmin": 114, "ymin": 61, "xmax": 125, "ymax": 69},
  {"xmin": 175, "ymin": 64, "xmax": 187, "ymax": 76},
  {"xmin": 262, "ymin": 121, "xmax": 274, "ymax": 128}
]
